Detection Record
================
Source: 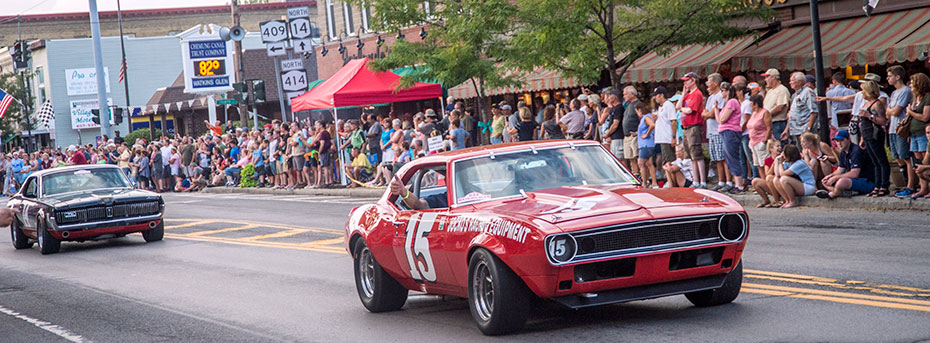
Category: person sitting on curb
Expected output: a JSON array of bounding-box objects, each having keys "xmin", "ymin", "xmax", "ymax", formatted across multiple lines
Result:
[
  {"xmin": 914, "ymin": 125, "xmax": 930, "ymax": 199},
  {"xmin": 799, "ymin": 132, "xmax": 837, "ymax": 189},
  {"xmin": 662, "ymin": 145, "xmax": 693, "ymax": 188},
  {"xmin": 751, "ymin": 139, "xmax": 784, "ymax": 208},
  {"xmin": 816, "ymin": 130, "xmax": 875, "ymax": 199},
  {"xmin": 773, "ymin": 144, "xmax": 816, "ymax": 208},
  {"xmin": 345, "ymin": 148, "xmax": 372, "ymax": 187}
]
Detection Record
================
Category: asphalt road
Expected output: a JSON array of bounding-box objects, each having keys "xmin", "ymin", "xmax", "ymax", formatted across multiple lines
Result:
[{"xmin": 1, "ymin": 192, "xmax": 929, "ymax": 342}]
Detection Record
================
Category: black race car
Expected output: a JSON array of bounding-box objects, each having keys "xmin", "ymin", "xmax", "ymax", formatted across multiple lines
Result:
[{"xmin": 8, "ymin": 164, "xmax": 165, "ymax": 254}]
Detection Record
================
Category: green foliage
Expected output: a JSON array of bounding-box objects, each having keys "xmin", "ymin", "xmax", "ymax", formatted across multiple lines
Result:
[
  {"xmin": 349, "ymin": 0, "xmax": 522, "ymax": 121},
  {"xmin": 239, "ymin": 163, "xmax": 258, "ymax": 188},
  {"xmin": 0, "ymin": 72, "xmax": 34, "ymax": 144},
  {"xmin": 509, "ymin": 0, "xmax": 773, "ymax": 88},
  {"xmin": 124, "ymin": 128, "xmax": 163, "ymax": 146}
]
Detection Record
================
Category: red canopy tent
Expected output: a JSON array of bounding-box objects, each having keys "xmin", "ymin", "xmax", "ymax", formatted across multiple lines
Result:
[
  {"xmin": 290, "ymin": 58, "xmax": 443, "ymax": 185},
  {"xmin": 290, "ymin": 57, "xmax": 443, "ymax": 111}
]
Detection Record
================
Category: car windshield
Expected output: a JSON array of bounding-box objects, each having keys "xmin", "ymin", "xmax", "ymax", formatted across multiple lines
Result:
[
  {"xmin": 42, "ymin": 168, "xmax": 131, "ymax": 196},
  {"xmin": 452, "ymin": 144, "xmax": 637, "ymax": 204}
]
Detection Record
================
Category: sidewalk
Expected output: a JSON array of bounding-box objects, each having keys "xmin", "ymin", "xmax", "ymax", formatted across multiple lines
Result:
[
  {"xmin": 202, "ymin": 185, "xmax": 384, "ymax": 198},
  {"xmin": 202, "ymin": 186, "xmax": 930, "ymax": 212},
  {"xmin": 727, "ymin": 193, "xmax": 930, "ymax": 212}
]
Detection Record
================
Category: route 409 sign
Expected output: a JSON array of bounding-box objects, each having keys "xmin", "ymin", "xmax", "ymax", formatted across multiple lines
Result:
[{"xmin": 177, "ymin": 24, "xmax": 236, "ymax": 94}]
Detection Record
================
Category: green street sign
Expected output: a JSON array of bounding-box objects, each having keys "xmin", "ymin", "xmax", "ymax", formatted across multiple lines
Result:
[{"xmin": 217, "ymin": 99, "xmax": 237, "ymax": 105}]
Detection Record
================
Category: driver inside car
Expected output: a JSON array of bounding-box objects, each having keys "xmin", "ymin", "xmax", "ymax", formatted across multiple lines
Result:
[{"xmin": 390, "ymin": 172, "xmax": 448, "ymax": 210}]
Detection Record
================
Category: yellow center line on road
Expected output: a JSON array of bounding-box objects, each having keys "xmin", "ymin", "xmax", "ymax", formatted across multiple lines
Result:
[
  {"xmin": 166, "ymin": 218, "xmax": 342, "ymax": 234},
  {"xmin": 238, "ymin": 229, "xmax": 311, "ymax": 241},
  {"xmin": 744, "ymin": 283, "xmax": 930, "ymax": 307},
  {"xmin": 746, "ymin": 270, "xmax": 930, "ymax": 298},
  {"xmin": 184, "ymin": 224, "xmax": 259, "ymax": 237},
  {"xmin": 165, "ymin": 220, "xmax": 221, "ymax": 230},
  {"xmin": 743, "ymin": 287, "xmax": 930, "ymax": 313},
  {"xmin": 164, "ymin": 233, "xmax": 346, "ymax": 254},
  {"xmin": 300, "ymin": 238, "xmax": 345, "ymax": 247},
  {"xmin": 745, "ymin": 268, "xmax": 839, "ymax": 283}
]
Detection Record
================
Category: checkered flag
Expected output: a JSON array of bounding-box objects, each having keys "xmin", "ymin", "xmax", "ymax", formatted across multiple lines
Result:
[{"xmin": 36, "ymin": 100, "xmax": 55, "ymax": 128}]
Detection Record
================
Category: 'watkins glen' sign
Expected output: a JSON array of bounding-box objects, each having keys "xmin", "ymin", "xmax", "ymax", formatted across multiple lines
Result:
[{"xmin": 177, "ymin": 24, "xmax": 236, "ymax": 94}]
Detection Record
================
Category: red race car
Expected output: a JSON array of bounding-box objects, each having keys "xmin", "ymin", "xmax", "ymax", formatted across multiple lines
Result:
[{"xmin": 345, "ymin": 140, "xmax": 748, "ymax": 335}]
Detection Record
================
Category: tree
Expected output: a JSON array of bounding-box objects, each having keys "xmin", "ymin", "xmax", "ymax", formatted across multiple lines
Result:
[
  {"xmin": 510, "ymin": 0, "xmax": 772, "ymax": 89},
  {"xmin": 348, "ymin": 0, "xmax": 522, "ymax": 126},
  {"xmin": 0, "ymin": 72, "xmax": 35, "ymax": 146}
]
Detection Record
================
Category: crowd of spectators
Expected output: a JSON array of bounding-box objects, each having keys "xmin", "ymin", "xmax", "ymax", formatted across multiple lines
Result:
[{"xmin": 1, "ymin": 65, "xmax": 929, "ymax": 208}]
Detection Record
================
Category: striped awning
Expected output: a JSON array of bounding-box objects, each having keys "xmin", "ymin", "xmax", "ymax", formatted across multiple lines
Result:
[
  {"xmin": 447, "ymin": 68, "xmax": 581, "ymax": 99},
  {"xmin": 895, "ymin": 17, "xmax": 930, "ymax": 63},
  {"xmin": 734, "ymin": 8, "xmax": 930, "ymax": 71},
  {"xmin": 622, "ymin": 35, "xmax": 757, "ymax": 83}
]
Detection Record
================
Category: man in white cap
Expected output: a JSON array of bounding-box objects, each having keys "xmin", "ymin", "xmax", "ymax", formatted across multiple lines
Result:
[
  {"xmin": 501, "ymin": 102, "xmax": 515, "ymax": 143},
  {"xmin": 577, "ymin": 93, "xmax": 589, "ymax": 116},
  {"xmin": 762, "ymin": 68, "xmax": 790, "ymax": 144}
]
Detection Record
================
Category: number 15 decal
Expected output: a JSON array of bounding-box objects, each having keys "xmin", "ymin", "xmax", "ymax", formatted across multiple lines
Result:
[{"xmin": 404, "ymin": 213, "xmax": 437, "ymax": 283}]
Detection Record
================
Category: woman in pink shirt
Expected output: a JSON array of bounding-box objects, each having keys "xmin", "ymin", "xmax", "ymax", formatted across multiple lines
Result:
[
  {"xmin": 717, "ymin": 83, "xmax": 747, "ymax": 193},
  {"xmin": 745, "ymin": 94, "xmax": 773, "ymax": 173}
]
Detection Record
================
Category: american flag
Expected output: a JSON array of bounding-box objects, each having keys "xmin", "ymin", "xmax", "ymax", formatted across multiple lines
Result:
[
  {"xmin": 0, "ymin": 88, "xmax": 14, "ymax": 119},
  {"xmin": 118, "ymin": 57, "xmax": 127, "ymax": 83}
]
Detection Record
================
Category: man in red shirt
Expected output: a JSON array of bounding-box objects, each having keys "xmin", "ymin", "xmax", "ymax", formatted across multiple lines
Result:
[
  {"xmin": 678, "ymin": 72, "xmax": 707, "ymax": 187},
  {"xmin": 68, "ymin": 146, "xmax": 87, "ymax": 165}
]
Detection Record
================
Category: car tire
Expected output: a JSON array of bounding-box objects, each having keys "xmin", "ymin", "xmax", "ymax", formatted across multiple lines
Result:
[
  {"xmin": 353, "ymin": 239, "xmax": 408, "ymax": 312},
  {"xmin": 10, "ymin": 218, "xmax": 33, "ymax": 249},
  {"xmin": 37, "ymin": 219, "xmax": 61, "ymax": 255},
  {"xmin": 467, "ymin": 248, "xmax": 532, "ymax": 336},
  {"xmin": 142, "ymin": 221, "xmax": 164, "ymax": 243},
  {"xmin": 685, "ymin": 260, "xmax": 742, "ymax": 307}
]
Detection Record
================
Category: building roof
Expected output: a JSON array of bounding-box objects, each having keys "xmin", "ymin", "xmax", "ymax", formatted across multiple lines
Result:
[{"xmin": 0, "ymin": 1, "xmax": 315, "ymax": 24}]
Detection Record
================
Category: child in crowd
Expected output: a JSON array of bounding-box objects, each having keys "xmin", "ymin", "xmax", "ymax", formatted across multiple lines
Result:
[
  {"xmin": 751, "ymin": 139, "xmax": 783, "ymax": 207},
  {"xmin": 773, "ymin": 144, "xmax": 816, "ymax": 208},
  {"xmin": 636, "ymin": 101, "xmax": 658, "ymax": 188},
  {"xmin": 662, "ymin": 146, "xmax": 693, "ymax": 188}
]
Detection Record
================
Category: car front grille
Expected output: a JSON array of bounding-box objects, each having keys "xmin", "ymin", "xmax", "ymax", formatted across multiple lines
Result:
[
  {"xmin": 55, "ymin": 201, "xmax": 161, "ymax": 225},
  {"xmin": 561, "ymin": 214, "xmax": 743, "ymax": 264}
]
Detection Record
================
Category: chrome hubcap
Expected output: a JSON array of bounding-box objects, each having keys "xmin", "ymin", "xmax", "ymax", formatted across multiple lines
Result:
[
  {"xmin": 359, "ymin": 248, "xmax": 376, "ymax": 299},
  {"xmin": 472, "ymin": 261, "xmax": 494, "ymax": 321}
]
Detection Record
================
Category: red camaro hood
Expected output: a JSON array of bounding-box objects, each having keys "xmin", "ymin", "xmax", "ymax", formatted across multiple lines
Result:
[{"xmin": 473, "ymin": 185, "xmax": 735, "ymax": 228}]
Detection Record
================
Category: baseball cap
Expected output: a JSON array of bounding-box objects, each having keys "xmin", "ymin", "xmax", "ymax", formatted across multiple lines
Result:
[
  {"xmin": 863, "ymin": 73, "xmax": 881, "ymax": 82},
  {"xmin": 608, "ymin": 89, "xmax": 622, "ymax": 97},
  {"xmin": 680, "ymin": 72, "xmax": 699, "ymax": 81},
  {"xmin": 425, "ymin": 109, "xmax": 437, "ymax": 117},
  {"xmin": 806, "ymin": 74, "xmax": 816, "ymax": 84},
  {"xmin": 650, "ymin": 86, "xmax": 668, "ymax": 97},
  {"xmin": 833, "ymin": 130, "xmax": 850, "ymax": 141},
  {"xmin": 501, "ymin": 104, "xmax": 512, "ymax": 110},
  {"xmin": 761, "ymin": 68, "xmax": 780, "ymax": 77},
  {"xmin": 669, "ymin": 94, "xmax": 682, "ymax": 102},
  {"xmin": 747, "ymin": 82, "xmax": 760, "ymax": 90},
  {"xmin": 577, "ymin": 94, "xmax": 589, "ymax": 101}
]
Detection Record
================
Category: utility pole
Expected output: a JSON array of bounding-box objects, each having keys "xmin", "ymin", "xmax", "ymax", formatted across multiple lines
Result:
[
  {"xmin": 89, "ymin": 0, "xmax": 111, "ymax": 140},
  {"xmin": 810, "ymin": 0, "xmax": 830, "ymax": 143},
  {"xmin": 117, "ymin": 0, "xmax": 137, "ymax": 140},
  {"xmin": 16, "ymin": 16, "xmax": 33, "ymax": 153},
  {"xmin": 231, "ymin": 0, "xmax": 248, "ymax": 126}
]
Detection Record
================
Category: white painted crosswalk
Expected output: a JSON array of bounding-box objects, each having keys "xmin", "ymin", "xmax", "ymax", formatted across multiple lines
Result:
[{"xmin": 163, "ymin": 192, "xmax": 380, "ymax": 205}]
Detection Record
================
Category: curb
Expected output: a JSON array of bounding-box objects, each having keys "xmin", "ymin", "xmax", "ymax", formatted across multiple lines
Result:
[
  {"xmin": 727, "ymin": 193, "xmax": 930, "ymax": 212},
  {"xmin": 201, "ymin": 186, "xmax": 384, "ymax": 198}
]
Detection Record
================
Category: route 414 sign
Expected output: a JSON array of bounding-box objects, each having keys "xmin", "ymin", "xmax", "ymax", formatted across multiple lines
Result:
[{"xmin": 281, "ymin": 69, "xmax": 307, "ymax": 92}]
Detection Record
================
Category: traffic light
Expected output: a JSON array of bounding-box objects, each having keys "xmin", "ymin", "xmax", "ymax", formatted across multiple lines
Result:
[
  {"xmin": 113, "ymin": 107, "xmax": 124, "ymax": 125},
  {"xmin": 91, "ymin": 109, "xmax": 101, "ymax": 125},
  {"xmin": 253, "ymin": 80, "xmax": 266, "ymax": 103}
]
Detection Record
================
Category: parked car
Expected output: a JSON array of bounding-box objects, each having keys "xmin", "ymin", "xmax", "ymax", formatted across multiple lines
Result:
[
  {"xmin": 345, "ymin": 140, "xmax": 748, "ymax": 335},
  {"xmin": 8, "ymin": 164, "xmax": 165, "ymax": 254}
]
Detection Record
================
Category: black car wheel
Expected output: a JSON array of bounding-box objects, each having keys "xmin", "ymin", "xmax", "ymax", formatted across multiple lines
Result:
[
  {"xmin": 37, "ymin": 219, "xmax": 61, "ymax": 255},
  {"xmin": 685, "ymin": 260, "xmax": 742, "ymax": 307},
  {"xmin": 467, "ymin": 248, "xmax": 532, "ymax": 336},
  {"xmin": 142, "ymin": 221, "xmax": 164, "ymax": 243},
  {"xmin": 353, "ymin": 239, "xmax": 408, "ymax": 312},
  {"xmin": 10, "ymin": 218, "xmax": 32, "ymax": 250}
]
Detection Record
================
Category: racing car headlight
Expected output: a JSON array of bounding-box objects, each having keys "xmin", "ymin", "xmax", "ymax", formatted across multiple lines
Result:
[
  {"xmin": 546, "ymin": 234, "xmax": 577, "ymax": 264},
  {"xmin": 718, "ymin": 213, "xmax": 747, "ymax": 242}
]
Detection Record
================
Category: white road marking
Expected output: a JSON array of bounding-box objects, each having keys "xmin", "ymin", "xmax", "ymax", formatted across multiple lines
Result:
[
  {"xmin": 0, "ymin": 304, "xmax": 89, "ymax": 342},
  {"xmin": 164, "ymin": 193, "xmax": 379, "ymax": 205}
]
